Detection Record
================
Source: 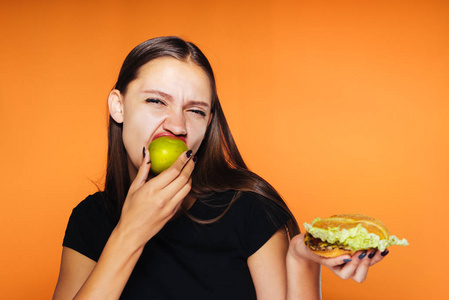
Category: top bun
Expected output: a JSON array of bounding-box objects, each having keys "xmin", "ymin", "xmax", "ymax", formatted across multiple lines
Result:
[{"xmin": 312, "ymin": 214, "xmax": 390, "ymax": 240}]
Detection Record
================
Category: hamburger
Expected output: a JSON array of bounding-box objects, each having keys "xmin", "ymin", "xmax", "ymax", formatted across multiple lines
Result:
[{"xmin": 304, "ymin": 214, "xmax": 408, "ymax": 257}]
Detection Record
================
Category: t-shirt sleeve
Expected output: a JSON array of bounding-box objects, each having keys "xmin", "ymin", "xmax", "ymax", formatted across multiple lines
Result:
[
  {"xmin": 242, "ymin": 193, "xmax": 292, "ymax": 257},
  {"xmin": 63, "ymin": 193, "xmax": 115, "ymax": 262}
]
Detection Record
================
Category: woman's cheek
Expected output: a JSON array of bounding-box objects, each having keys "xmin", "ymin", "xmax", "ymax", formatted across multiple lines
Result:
[
  {"xmin": 122, "ymin": 124, "xmax": 149, "ymax": 169},
  {"xmin": 123, "ymin": 139, "xmax": 142, "ymax": 172},
  {"xmin": 191, "ymin": 129, "xmax": 208, "ymax": 154}
]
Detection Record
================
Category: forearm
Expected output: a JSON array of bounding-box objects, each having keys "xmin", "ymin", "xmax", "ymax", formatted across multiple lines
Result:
[
  {"xmin": 74, "ymin": 225, "xmax": 145, "ymax": 300},
  {"xmin": 286, "ymin": 252, "xmax": 321, "ymax": 300}
]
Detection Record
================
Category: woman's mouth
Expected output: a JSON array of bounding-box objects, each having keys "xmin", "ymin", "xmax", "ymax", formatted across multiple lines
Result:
[{"xmin": 152, "ymin": 133, "xmax": 186, "ymax": 144}]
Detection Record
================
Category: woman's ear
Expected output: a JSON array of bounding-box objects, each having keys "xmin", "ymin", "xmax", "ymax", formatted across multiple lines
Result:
[{"xmin": 108, "ymin": 89, "xmax": 124, "ymax": 123}]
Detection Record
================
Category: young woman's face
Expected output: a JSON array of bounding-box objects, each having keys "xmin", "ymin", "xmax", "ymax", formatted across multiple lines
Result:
[{"xmin": 110, "ymin": 57, "xmax": 213, "ymax": 180}]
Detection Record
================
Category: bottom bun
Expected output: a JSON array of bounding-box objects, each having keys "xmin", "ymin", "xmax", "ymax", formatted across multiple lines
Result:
[{"xmin": 308, "ymin": 248, "xmax": 356, "ymax": 258}]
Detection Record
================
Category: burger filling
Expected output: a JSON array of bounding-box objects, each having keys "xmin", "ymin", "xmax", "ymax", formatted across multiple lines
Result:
[{"xmin": 305, "ymin": 233, "xmax": 352, "ymax": 252}]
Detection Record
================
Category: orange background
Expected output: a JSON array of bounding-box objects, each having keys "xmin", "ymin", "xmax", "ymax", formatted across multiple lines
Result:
[{"xmin": 1, "ymin": 0, "xmax": 447, "ymax": 299}]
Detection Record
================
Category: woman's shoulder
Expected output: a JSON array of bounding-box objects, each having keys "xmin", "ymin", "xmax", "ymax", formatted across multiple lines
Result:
[
  {"xmin": 72, "ymin": 191, "xmax": 104, "ymax": 209},
  {"xmin": 69, "ymin": 191, "xmax": 118, "ymax": 225},
  {"xmin": 201, "ymin": 190, "xmax": 291, "ymax": 256},
  {"xmin": 63, "ymin": 191, "xmax": 116, "ymax": 261}
]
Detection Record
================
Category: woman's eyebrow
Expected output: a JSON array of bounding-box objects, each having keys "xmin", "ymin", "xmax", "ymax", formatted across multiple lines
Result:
[
  {"xmin": 141, "ymin": 89, "xmax": 173, "ymax": 100},
  {"xmin": 142, "ymin": 89, "xmax": 210, "ymax": 109},
  {"xmin": 186, "ymin": 100, "xmax": 210, "ymax": 109}
]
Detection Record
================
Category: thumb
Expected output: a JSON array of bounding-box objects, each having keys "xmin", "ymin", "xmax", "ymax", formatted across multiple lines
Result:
[{"xmin": 129, "ymin": 146, "xmax": 151, "ymax": 193}]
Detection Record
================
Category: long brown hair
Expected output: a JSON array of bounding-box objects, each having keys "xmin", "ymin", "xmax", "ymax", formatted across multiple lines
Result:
[{"xmin": 105, "ymin": 36, "xmax": 300, "ymax": 238}]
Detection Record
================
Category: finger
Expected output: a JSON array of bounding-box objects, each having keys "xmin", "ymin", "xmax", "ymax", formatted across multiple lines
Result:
[
  {"xmin": 159, "ymin": 157, "xmax": 195, "ymax": 203},
  {"xmin": 370, "ymin": 249, "xmax": 388, "ymax": 266},
  {"xmin": 332, "ymin": 251, "xmax": 365, "ymax": 280},
  {"xmin": 322, "ymin": 254, "xmax": 354, "ymax": 267},
  {"xmin": 151, "ymin": 150, "xmax": 194, "ymax": 189},
  {"xmin": 129, "ymin": 146, "xmax": 152, "ymax": 193},
  {"xmin": 166, "ymin": 178, "xmax": 193, "ymax": 215},
  {"xmin": 142, "ymin": 152, "xmax": 194, "ymax": 212},
  {"xmin": 351, "ymin": 253, "xmax": 372, "ymax": 283}
]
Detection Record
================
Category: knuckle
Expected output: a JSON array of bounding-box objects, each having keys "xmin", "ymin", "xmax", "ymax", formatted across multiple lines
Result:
[
  {"xmin": 168, "ymin": 164, "xmax": 182, "ymax": 175},
  {"xmin": 153, "ymin": 197, "xmax": 165, "ymax": 208},
  {"xmin": 176, "ymin": 152, "xmax": 189, "ymax": 166},
  {"xmin": 340, "ymin": 273, "xmax": 351, "ymax": 280},
  {"xmin": 145, "ymin": 186, "xmax": 155, "ymax": 196},
  {"xmin": 146, "ymin": 195, "xmax": 165, "ymax": 210},
  {"xmin": 354, "ymin": 276, "xmax": 366, "ymax": 283},
  {"xmin": 177, "ymin": 156, "xmax": 188, "ymax": 169},
  {"xmin": 351, "ymin": 260, "xmax": 362, "ymax": 267},
  {"xmin": 167, "ymin": 158, "xmax": 186, "ymax": 174},
  {"xmin": 170, "ymin": 204, "xmax": 179, "ymax": 216},
  {"xmin": 139, "ymin": 163, "xmax": 150, "ymax": 173},
  {"xmin": 178, "ymin": 170, "xmax": 191, "ymax": 183},
  {"xmin": 156, "ymin": 201, "xmax": 165, "ymax": 209}
]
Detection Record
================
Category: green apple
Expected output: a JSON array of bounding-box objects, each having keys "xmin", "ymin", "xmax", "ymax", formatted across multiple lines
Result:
[{"xmin": 148, "ymin": 136, "xmax": 189, "ymax": 174}]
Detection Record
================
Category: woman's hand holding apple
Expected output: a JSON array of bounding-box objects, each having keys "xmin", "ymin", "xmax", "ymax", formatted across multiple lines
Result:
[{"xmin": 115, "ymin": 140, "xmax": 194, "ymax": 250}]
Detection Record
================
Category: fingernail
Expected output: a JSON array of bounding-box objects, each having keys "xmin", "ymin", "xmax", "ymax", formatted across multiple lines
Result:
[
  {"xmin": 368, "ymin": 251, "xmax": 376, "ymax": 259},
  {"xmin": 193, "ymin": 156, "xmax": 198, "ymax": 164},
  {"xmin": 343, "ymin": 259, "xmax": 352, "ymax": 263},
  {"xmin": 142, "ymin": 146, "xmax": 146, "ymax": 159},
  {"xmin": 186, "ymin": 150, "xmax": 193, "ymax": 158},
  {"xmin": 381, "ymin": 249, "xmax": 389, "ymax": 257},
  {"xmin": 358, "ymin": 252, "xmax": 367, "ymax": 259}
]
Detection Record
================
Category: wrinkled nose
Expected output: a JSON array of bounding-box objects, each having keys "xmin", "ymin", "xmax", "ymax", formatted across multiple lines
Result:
[{"xmin": 163, "ymin": 110, "xmax": 187, "ymax": 136}]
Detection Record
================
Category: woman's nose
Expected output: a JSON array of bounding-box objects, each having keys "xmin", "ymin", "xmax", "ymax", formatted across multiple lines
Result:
[{"xmin": 163, "ymin": 110, "xmax": 187, "ymax": 136}]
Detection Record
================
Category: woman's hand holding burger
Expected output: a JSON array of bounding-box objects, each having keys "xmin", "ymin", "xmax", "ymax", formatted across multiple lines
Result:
[
  {"xmin": 288, "ymin": 214, "xmax": 408, "ymax": 283},
  {"xmin": 289, "ymin": 233, "xmax": 387, "ymax": 283}
]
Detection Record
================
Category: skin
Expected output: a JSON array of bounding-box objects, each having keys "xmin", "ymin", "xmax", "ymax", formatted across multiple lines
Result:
[{"xmin": 53, "ymin": 57, "xmax": 386, "ymax": 300}]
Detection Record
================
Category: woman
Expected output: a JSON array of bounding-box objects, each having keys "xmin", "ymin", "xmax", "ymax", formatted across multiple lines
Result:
[{"xmin": 53, "ymin": 36, "xmax": 385, "ymax": 300}]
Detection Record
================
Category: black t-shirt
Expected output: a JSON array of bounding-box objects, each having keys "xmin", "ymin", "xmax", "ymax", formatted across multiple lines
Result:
[{"xmin": 63, "ymin": 190, "xmax": 291, "ymax": 299}]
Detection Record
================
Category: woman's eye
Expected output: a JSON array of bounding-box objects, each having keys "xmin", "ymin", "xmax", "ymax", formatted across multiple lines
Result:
[
  {"xmin": 189, "ymin": 109, "xmax": 206, "ymax": 116},
  {"xmin": 145, "ymin": 98, "xmax": 165, "ymax": 105}
]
